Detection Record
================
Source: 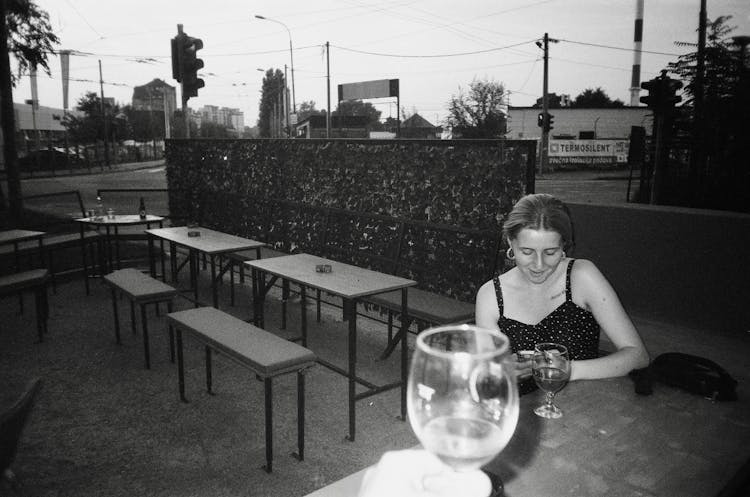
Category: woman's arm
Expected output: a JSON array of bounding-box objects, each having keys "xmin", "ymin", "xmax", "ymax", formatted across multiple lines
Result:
[
  {"xmin": 475, "ymin": 279, "xmax": 501, "ymax": 331},
  {"xmin": 569, "ymin": 259, "xmax": 650, "ymax": 381}
]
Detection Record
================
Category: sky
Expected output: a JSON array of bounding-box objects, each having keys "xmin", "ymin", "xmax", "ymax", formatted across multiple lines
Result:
[{"xmin": 11, "ymin": 0, "xmax": 750, "ymax": 128}]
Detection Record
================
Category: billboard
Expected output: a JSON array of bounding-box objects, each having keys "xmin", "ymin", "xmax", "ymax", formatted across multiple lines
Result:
[
  {"xmin": 338, "ymin": 79, "xmax": 399, "ymax": 101},
  {"xmin": 548, "ymin": 139, "xmax": 629, "ymax": 168}
]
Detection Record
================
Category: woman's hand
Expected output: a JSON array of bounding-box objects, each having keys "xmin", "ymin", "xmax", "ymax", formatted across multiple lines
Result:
[
  {"xmin": 514, "ymin": 350, "xmax": 534, "ymax": 380},
  {"xmin": 358, "ymin": 449, "xmax": 491, "ymax": 497}
]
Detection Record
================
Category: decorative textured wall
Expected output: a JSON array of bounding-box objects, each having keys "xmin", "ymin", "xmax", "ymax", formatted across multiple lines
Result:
[{"xmin": 165, "ymin": 138, "xmax": 535, "ymax": 301}]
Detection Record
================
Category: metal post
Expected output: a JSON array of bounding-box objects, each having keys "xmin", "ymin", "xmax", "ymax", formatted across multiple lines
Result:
[
  {"xmin": 541, "ymin": 33, "xmax": 550, "ymax": 174},
  {"xmin": 98, "ymin": 60, "xmax": 110, "ymax": 168}
]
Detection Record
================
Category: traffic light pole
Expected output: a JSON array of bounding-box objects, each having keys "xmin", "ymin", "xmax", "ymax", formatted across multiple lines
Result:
[{"xmin": 541, "ymin": 33, "xmax": 550, "ymax": 175}]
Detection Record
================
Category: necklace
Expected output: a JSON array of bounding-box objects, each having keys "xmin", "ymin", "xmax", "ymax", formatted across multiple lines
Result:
[{"xmin": 550, "ymin": 289, "xmax": 565, "ymax": 300}]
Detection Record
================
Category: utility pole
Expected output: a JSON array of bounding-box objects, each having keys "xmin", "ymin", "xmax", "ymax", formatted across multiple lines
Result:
[
  {"xmin": 689, "ymin": 0, "xmax": 707, "ymax": 204},
  {"xmin": 98, "ymin": 60, "xmax": 110, "ymax": 169},
  {"xmin": 326, "ymin": 41, "xmax": 331, "ymax": 138},
  {"xmin": 538, "ymin": 33, "xmax": 558, "ymax": 174}
]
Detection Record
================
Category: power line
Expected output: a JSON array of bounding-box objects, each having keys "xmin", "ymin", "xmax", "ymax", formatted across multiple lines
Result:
[
  {"xmin": 331, "ymin": 40, "xmax": 535, "ymax": 58},
  {"xmin": 557, "ymin": 38, "xmax": 682, "ymax": 57}
]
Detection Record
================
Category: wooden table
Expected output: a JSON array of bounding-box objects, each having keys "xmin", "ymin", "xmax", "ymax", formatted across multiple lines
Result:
[
  {"xmin": 302, "ymin": 317, "xmax": 750, "ymax": 497},
  {"xmin": 146, "ymin": 226, "xmax": 266, "ymax": 308},
  {"xmin": 246, "ymin": 253, "xmax": 416, "ymax": 442},
  {"xmin": 75, "ymin": 215, "xmax": 164, "ymax": 292}
]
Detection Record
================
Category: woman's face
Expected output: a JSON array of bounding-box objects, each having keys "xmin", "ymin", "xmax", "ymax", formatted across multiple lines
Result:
[{"xmin": 511, "ymin": 228, "xmax": 565, "ymax": 285}]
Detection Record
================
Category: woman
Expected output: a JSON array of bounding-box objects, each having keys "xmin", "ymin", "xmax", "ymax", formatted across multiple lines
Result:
[{"xmin": 475, "ymin": 194, "xmax": 649, "ymax": 393}]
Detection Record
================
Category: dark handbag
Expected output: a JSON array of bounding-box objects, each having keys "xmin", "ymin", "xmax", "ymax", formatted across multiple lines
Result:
[{"xmin": 650, "ymin": 352, "xmax": 738, "ymax": 401}]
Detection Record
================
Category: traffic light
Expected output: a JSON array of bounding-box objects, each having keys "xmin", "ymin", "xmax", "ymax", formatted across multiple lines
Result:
[
  {"xmin": 640, "ymin": 79, "xmax": 662, "ymax": 108},
  {"xmin": 170, "ymin": 35, "xmax": 183, "ymax": 82},
  {"xmin": 537, "ymin": 112, "xmax": 554, "ymax": 131},
  {"xmin": 537, "ymin": 112, "xmax": 544, "ymax": 128},
  {"xmin": 182, "ymin": 36, "xmax": 204, "ymax": 99},
  {"xmin": 546, "ymin": 113, "xmax": 554, "ymax": 131},
  {"xmin": 640, "ymin": 71, "xmax": 682, "ymax": 111}
]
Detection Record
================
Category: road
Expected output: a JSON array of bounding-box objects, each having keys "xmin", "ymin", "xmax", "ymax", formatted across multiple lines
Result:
[{"xmin": 15, "ymin": 161, "xmax": 639, "ymax": 215}]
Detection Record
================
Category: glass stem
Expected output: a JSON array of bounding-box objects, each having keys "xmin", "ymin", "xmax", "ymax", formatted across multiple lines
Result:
[{"xmin": 545, "ymin": 391, "xmax": 555, "ymax": 408}]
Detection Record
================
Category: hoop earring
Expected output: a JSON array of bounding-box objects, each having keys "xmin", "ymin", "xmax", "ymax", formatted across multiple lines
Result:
[{"xmin": 506, "ymin": 247, "xmax": 515, "ymax": 260}]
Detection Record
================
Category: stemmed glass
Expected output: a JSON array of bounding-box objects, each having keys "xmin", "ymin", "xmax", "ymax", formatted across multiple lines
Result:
[
  {"xmin": 532, "ymin": 343, "xmax": 571, "ymax": 419},
  {"xmin": 407, "ymin": 324, "xmax": 519, "ymax": 472}
]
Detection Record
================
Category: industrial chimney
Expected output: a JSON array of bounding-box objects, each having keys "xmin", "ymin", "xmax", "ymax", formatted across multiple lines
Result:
[{"xmin": 629, "ymin": 0, "xmax": 645, "ymax": 106}]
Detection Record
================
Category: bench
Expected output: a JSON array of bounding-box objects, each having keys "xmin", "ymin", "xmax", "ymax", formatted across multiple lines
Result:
[
  {"xmin": 102, "ymin": 268, "xmax": 179, "ymax": 369},
  {"xmin": 0, "ymin": 269, "xmax": 51, "ymax": 342},
  {"xmin": 6, "ymin": 190, "xmax": 100, "ymax": 293},
  {"xmin": 166, "ymin": 306, "xmax": 316, "ymax": 473}
]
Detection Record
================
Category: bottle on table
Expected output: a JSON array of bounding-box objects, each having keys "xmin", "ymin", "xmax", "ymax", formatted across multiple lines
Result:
[
  {"xmin": 96, "ymin": 195, "xmax": 104, "ymax": 219},
  {"xmin": 139, "ymin": 197, "xmax": 147, "ymax": 220}
]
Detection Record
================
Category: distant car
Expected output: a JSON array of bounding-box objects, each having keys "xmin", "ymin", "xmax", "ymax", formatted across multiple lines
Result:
[{"xmin": 18, "ymin": 148, "xmax": 84, "ymax": 170}]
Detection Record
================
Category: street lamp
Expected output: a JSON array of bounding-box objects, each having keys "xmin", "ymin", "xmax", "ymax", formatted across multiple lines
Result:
[{"xmin": 254, "ymin": 14, "xmax": 296, "ymax": 118}]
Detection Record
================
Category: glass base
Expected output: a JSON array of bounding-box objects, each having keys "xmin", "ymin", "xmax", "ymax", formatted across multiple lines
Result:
[{"xmin": 534, "ymin": 403, "xmax": 563, "ymax": 419}]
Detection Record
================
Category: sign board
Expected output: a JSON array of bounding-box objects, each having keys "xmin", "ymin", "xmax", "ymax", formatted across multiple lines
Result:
[
  {"xmin": 548, "ymin": 139, "xmax": 629, "ymax": 168},
  {"xmin": 338, "ymin": 79, "xmax": 399, "ymax": 101}
]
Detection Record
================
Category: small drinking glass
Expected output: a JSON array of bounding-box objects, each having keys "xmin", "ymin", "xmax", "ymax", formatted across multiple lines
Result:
[
  {"xmin": 408, "ymin": 324, "xmax": 519, "ymax": 473},
  {"xmin": 106, "ymin": 208, "xmax": 115, "ymax": 220},
  {"xmin": 532, "ymin": 343, "xmax": 571, "ymax": 419}
]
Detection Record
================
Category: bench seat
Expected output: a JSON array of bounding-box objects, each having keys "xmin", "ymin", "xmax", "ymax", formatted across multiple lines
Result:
[
  {"xmin": 0, "ymin": 269, "xmax": 51, "ymax": 342},
  {"xmin": 365, "ymin": 287, "xmax": 475, "ymax": 325},
  {"xmin": 167, "ymin": 306, "xmax": 316, "ymax": 472},
  {"xmin": 103, "ymin": 268, "xmax": 178, "ymax": 369}
]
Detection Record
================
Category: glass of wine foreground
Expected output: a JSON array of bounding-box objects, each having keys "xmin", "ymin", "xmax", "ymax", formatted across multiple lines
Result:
[
  {"xmin": 407, "ymin": 324, "xmax": 519, "ymax": 472},
  {"xmin": 532, "ymin": 343, "xmax": 571, "ymax": 419}
]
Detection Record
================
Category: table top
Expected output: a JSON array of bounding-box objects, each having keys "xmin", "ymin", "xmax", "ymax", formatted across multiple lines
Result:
[
  {"xmin": 303, "ymin": 317, "xmax": 750, "ymax": 497},
  {"xmin": 74, "ymin": 214, "xmax": 164, "ymax": 226},
  {"xmin": 145, "ymin": 226, "xmax": 266, "ymax": 255},
  {"xmin": 0, "ymin": 229, "xmax": 45, "ymax": 245},
  {"xmin": 246, "ymin": 253, "xmax": 416, "ymax": 299}
]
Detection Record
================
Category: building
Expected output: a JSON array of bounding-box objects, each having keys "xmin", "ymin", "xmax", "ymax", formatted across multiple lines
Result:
[
  {"xmin": 295, "ymin": 115, "xmax": 370, "ymax": 138},
  {"xmin": 507, "ymin": 106, "xmax": 653, "ymax": 140},
  {"xmin": 132, "ymin": 79, "xmax": 177, "ymax": 116},
  {"xmin": 198, "ymin": 105, "xmax": 245, "ymax": 133},
  {"xmin": 398, "ymin": 113, "xmax": 442, "ymax": 139}
]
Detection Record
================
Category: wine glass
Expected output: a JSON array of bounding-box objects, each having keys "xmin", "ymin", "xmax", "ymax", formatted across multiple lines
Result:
[
  {"xmin": 532, "ymin": 343, "xmax": 571, "ymax": 419},
  {"xmin": 407, "ymin": 324, "xmax": 519, "ymax": 472}
]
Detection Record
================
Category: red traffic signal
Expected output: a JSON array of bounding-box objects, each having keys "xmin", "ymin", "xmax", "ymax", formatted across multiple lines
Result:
[{"xmin": 537, "ymin": 112, "xmax": 554, "ymax": 131}]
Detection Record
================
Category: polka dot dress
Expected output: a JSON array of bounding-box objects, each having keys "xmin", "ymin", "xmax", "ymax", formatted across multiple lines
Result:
[{"xmin": 493, "ymin": 259, "xmax": 600, "ymax": 395}]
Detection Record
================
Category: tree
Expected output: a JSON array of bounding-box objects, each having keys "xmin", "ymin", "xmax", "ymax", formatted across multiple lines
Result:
[
  {"xmin": 1, "ymin": 0, "xmax": 59, "ymax": 225},
  {"xmin": 257, "ymin": 68, "xmax": 286, "ymax": 137},
  {"xmin": 333, "ymin": 100, "xmax": 381, "ymax": 128},
  {"xmin": 64, "ymin": 92, "xmax": 122, "ymax": 143},
  {"xmin": 666, "ymin": 15, "xmax": 749, "ymax": 210},
  {"xmin": 445, "ymin": 77, "xmax": 508, "ymax": 138},
  {"xmin": 569, "ymin": 87, "xmax": 624, "ymax": 108},
  {"xmin": 297, "ymin": 100, "xmax": 323, "ymax": 122}
]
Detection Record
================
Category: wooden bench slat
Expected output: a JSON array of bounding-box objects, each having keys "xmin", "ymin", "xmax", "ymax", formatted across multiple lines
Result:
[
  {"xmin": 0, "ymin": 269, "xmax": 50, "ymax": 295},
  {"xmin": 167, "ymin": 307, "xmax": 316, "ymax": 378},
  {"xmin": 365, "ymin": 287, "xmax": 474, "ymax": 325},
  {"xmin": 103, "ymin": 268, "xmax": 178, "ymax": 302}
]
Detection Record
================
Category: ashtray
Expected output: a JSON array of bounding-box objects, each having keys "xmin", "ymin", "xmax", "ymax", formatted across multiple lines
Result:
[
  {"xmin": 187, "ymin": 230, "xmax": 201, "ymax": 238},
  {"xmin": 315, "ymin": 264, "xmax": 332, "ymax": 273}
]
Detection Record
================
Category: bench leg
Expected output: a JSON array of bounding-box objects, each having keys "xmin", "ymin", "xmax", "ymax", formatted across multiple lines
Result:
[
  {"xmin": 205, "ymin": 346, "xmax": 213, "ymax": 394},
  {"xmin": 34, "ymin": 287, "xmax": 44, "ymax": 343},
  {"xmin": 141, "ymin": 304, "xmax": 151, "ymax": 369},
  {"xmin": 281, "ymin": 280, "xmax": 289, "ymax": 329},
  {"xmin": 300, "ymin": 285, "xmax": 307, "ymax": 347},
  {"xmin": 130, "ymin": 301, "xmax": 137, "ymax": 336},
  {"xmin": 316, "ymin": 289, "xmax": 321, "ymax": 323},
  {"xmin": 292, "ymin": 371, "xmax": 305, "ymax": 462},
  {"xmin": 167, "ymin": 301, "xmax": 175, "ymax": 363},
  {"xmin": 263, "ymin": 377, "xmax": 273, "ymax": 473},
  {"xmin": 176, "ymin": 328, "xmax": 188, "ymax": 403},
  {"xmin": 110, "ymin": 288, "xmax": 121, "ymax": 344},
  {"xmin": 230, "ymin": 260, "xmax": 235, "ymax": 306}
]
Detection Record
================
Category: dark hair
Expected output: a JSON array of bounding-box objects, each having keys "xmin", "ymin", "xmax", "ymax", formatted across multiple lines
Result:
[{"xmin": 502, "ymin": 194, "xmax": 575, "ymax": 250}]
